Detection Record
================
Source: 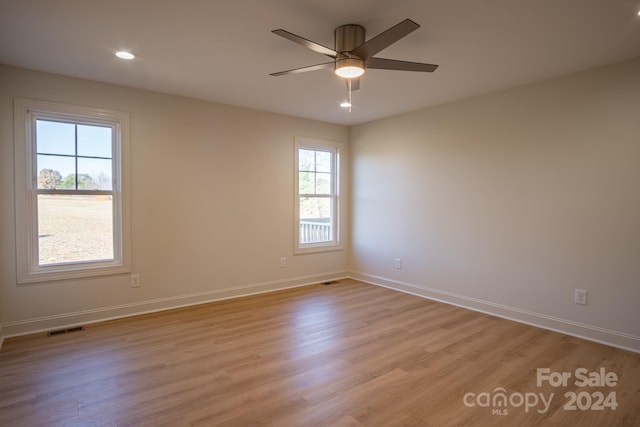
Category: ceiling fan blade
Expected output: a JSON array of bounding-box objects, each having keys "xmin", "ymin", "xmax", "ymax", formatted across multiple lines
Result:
[
  {"xmin": 270, "ymin": 61, "xmax": 335, "ymax": 76},
  {"xmin": 345, "ymin": 78, "xmax": 360, "ymax": 91},
  {"xmin": 272, "ymin": 29, "xmax": 338, "ymax": 58},
  {"xmin": 351, "ymin": 19, "xmax": 420, "ymax": 60},
  {"xmin": 366, "ymin": 57, "xmax": 438, "ymax": 72}
]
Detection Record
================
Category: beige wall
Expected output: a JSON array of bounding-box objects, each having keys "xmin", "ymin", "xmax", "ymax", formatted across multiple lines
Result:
[
  {"xmin": 350, "ymin": 59, "xmax": 640, "ymax": 351},
  {"xmin": 0, "ymin": 66, "xmax": 349, "ymax": 335},
  {"xmin": 2, "ymin": 59, "xmax": 639, "ymax": 352}
]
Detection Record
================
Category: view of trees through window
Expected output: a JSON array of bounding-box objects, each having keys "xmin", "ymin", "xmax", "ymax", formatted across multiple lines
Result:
[
  {"xmin": 35, "ymin": 119, "xmax": 115, "ymax": 266},
  {"xmin": 36, "ymin": 119, "xmax": 113, "ymax": 191},
  {"xmin": 298, "ymin": 147, "xmax": 335, "ymax": 245},
  {"xmin": 38, "ymin": 168, "xmax": 111, "ymax": 190}
]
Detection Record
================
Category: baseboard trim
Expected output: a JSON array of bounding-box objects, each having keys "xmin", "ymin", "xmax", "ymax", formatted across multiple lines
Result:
[
  {"xmin": 349, "ymin": 271, "xmax": 640, "ymax": 354},
  {"xmin": 4, "ymin": 271, "xmax": 637, "ymax": 354},
  {"xmin": 1, "ymin": 271, "xmax": 348, "ymax": 340}
]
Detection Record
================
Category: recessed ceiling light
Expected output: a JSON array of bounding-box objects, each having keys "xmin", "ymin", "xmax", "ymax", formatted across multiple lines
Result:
[
  {"xmin": 115, "ymin": 51, "xmax": 135, "ymax": 60},
  {"xmin": 340, "ymin": 101, "xmax": 352, "ymax": 108}
]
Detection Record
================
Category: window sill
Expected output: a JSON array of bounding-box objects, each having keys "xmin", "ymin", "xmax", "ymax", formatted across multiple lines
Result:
[
  {"xmin": 294, "ymin": 243, "xmax": 343, "ymax": 255},
  {"xmin": 18, "ymin": 264, "xmax": 130, "ymax": 284}
]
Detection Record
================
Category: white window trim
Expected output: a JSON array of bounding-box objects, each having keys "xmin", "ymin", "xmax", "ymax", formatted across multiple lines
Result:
[
  {"xmin": 294, "ymin": 136, "xmax": 343, "ymax": 254},
  {"xmin": 14, "ymin": 98, "xmax": 131, "ymax": 284}
]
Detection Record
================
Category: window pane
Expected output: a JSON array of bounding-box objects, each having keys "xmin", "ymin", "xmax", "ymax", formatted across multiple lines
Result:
[
  {"xmin": 316, "ymin": 172, "xmax": 331, "ymax": 194},
  {"xmin": 299, "ymin": 149, "xmax": 315, "ymax": 171},
  {"xmin": 38, "ymin": 194, "xmax": 114, "ymax": 265},
  {"xmin": 315, "ymin": 150, "xmax": 332, "ymax": 173},
  {"xmin": 36, "ymin": 120, "xmax": 75, "ymax": 155},
  {"xmin": 77, "ymin": 124, "xmax": 112, "ymax": 158},
  {"xmin": 37, "ymin": 155, "xmax": 75, "ymax": 189},
  {"xmin": 299, "ymin": 197, "xmax": 333, "ymax": 244},
  {"xmin": 300, "ymin": 197, "xmax": 331, "ymax": 220},
  {"xmin": 78, "ymin": 157, "xmax": 112, "ymax": 190},
  {"xmin": 299, "ymin": 172, "xmax": 314, "ymax": 194}
]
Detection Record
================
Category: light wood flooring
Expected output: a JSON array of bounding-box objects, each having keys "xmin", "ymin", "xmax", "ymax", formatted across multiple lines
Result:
[{"xmin": 1, "ymin": 279, "xmax": 638, "ymax": 426}]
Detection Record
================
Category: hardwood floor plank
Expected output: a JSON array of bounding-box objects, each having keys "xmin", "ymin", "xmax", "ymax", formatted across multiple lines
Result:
[{"xmin": 1, "ymin": 279, "xmax": 638, "ymax": 426}]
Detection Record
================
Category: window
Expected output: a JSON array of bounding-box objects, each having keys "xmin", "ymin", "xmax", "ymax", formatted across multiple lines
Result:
[
  {"xmin": 295, "ymin": 137, "xmax": 341, "ymax": 253},
  {"xmin": 14, "ymin": 98, "xmax": 130, "ymax": 283}
]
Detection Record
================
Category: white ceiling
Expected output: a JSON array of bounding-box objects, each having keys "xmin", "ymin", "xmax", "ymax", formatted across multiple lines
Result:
[{"xmin": 1, "ymin": 0, "xmax": 639, "ymax": 125}]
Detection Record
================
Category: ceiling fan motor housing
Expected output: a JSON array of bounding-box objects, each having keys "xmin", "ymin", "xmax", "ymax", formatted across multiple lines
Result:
[{"xmin": 334, "ymin": 24, "xmax": 365, "ymax": 56}]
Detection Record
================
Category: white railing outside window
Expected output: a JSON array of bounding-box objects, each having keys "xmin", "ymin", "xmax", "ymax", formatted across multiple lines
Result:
[{"xmin": 299, "ymin": 219, "xmax": 332, "ymax": 244}]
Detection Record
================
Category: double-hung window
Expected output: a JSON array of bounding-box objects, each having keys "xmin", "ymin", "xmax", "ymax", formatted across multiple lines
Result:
[
  {"xmin": 14, "ymin": 98, "xmax": 130, "ymax": 283},
  {"xmin": 294, "ymin": 137, "xmax": 341, "ymax": 253}
]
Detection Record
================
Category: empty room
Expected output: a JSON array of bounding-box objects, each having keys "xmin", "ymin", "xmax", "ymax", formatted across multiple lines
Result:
[{"xmin": 1, "ymin": 1, "xmax": 639, "ymax": 426}]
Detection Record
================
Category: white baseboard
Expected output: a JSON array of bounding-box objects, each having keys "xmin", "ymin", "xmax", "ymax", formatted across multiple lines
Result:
[
  {"xmin": 4, "ymin": 271, "xmax": 637, "ymax": 354},
  {"xmin": 349, "ymin": 271, "xmax": 640, "ymax": 354},
  {"xmin": 1, "ymin": 271, "xmax": 348, "ymax": 341}
]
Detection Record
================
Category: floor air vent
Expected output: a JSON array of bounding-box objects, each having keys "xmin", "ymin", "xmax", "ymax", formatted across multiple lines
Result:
[{"xmin": 47, "ymin": 326, "xmax": 85, "ymax": 337}]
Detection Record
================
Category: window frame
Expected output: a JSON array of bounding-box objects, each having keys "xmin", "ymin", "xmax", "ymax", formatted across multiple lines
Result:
[
  {"xmin": 14, "ymin": 98, "xmax": 131, "ymax": 283},
  {"xmin": 294, "ymin": 137, "xmax": 342, "ymax": 254}
]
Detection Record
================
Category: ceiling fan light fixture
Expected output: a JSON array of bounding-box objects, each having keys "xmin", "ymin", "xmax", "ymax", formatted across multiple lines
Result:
[{"xmin": 335, "ymin": 58, "xmax": 365, "ymax": 78}]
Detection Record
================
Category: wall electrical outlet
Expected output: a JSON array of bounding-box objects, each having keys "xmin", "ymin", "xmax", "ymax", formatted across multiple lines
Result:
[
  {"xmin": 395, "ymin": 258, "xmax": 403, "ymax": 269},
  {"xmin": 574, "ymin": 289, "xmax": 587, "ymax": 305},
  {"xmin": 280, "ymin": 257, "xmax": 287, "ymax": 268},
  {"xmin": 130, "ymin": 274, "xmax": 141, "ymax": 288}
]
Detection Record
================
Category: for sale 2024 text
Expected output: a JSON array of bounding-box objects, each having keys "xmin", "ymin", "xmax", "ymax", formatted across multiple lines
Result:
[{"xmin": 537, "ymin": 367, "xmax": 618, "ymax": 411}]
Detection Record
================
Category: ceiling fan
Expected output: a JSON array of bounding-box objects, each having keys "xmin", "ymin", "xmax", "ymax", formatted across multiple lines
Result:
[{"xmin": 270, "ymin": 19, "xmax": 438, "ymax": 90}]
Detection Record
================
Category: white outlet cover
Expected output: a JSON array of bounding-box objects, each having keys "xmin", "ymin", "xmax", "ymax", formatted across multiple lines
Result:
[
  {"xmin": 130, "ymin": 274, "xmax": 140, "ymax": 287},
  {"xmin": 574, "ymin": 289, "xmax": 587, "ymax": 305}
]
